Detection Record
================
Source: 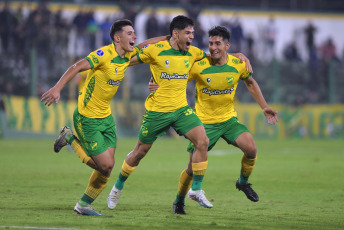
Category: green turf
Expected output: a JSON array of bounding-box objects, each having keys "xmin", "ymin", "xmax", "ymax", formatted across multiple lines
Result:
[{"xmin": 0, "ymin": 138, "xmax": 343, "ymax": 229}]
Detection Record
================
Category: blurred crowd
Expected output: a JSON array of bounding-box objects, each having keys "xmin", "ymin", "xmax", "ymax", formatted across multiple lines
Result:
[{"xmin": 0, "ymin": 1, "xmax": 343, "ymax": 104}]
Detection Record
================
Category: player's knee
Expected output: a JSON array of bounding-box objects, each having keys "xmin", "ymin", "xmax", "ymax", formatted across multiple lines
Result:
[
  {"xmin": 245, "ymin": 143, "xmax": 257, "ymax": 158},
  {"xmin": 99, "ymin": 162, "xmax": 114, "ymax": 175},
  {"xmin": 195, "ymin": 136, "xmax": 209, "ymax": 151}
]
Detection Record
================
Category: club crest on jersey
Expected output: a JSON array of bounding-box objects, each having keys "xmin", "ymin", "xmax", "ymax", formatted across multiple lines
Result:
[
  {"xmin": 96, "ymin": 50, "xmax": 104, "ymax": 57},
  {"xmin": 206, "ymin": 78, "xmax": 211, "ymax": 85},
  {"xmin": 227, "ymin": 77, "xmax": 233, "ymax": 84},
  {"xmin": 165, "ymin": 60, "xmax": 170, "ymax": 67},
  {"xmin": 184, "ymin": 60, "xmax": 189, "ymax": 68}
]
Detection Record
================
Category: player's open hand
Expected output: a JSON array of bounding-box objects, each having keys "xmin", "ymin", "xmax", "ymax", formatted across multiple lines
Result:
[
  {"xmin": 263, "ymin": 107, "xmax": 278, "ymax": 125},
  {"xmin": 41, "ymin": 86, "xmax": 61, "ymax": 106},
  {"xmin": 148, "ymin": 78, "xmax": 159, "ymax": 93}
]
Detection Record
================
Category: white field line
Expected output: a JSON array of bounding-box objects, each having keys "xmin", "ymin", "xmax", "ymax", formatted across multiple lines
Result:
[
  {"xmin": 208, "ymin": 149, "xmax": 241, "ymax": 156},
  {"xmin": 0, "ymin": 226, "xmax": 86, "ymax": 230}
]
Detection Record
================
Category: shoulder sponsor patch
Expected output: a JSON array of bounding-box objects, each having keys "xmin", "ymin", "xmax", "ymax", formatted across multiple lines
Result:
[
  {"xmin": 142, "ymin": 45, "xmax": 149, "ymax": 49},
  {"xmin": 96, "ymin": 50, "xmax": 104, "ymax": 57}
]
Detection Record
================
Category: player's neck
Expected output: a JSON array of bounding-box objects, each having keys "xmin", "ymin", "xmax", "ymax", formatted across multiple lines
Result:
[
  {"xmin": 212, "ymin": 55, "xmax": 228, "ymax": 66},
  {"xmin": 169, "ymin": 37, "xmax": 181, "ymax": 50},
  {"xmin": 114, "ymin": 43, "xmax": 126, "ymax": 57}
]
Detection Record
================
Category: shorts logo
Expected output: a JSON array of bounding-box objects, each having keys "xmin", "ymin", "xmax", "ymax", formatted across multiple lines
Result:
[
  {"xmin": 141, "ymin": 126, "xmax": 148, "ymax": 136},
  {"xmin": 91, "ymin": 141, "xmax": 98, "ymax": 150},
  {"xmin": 96, "ymin": 50, "xmax": 104, "ymax": 57}
]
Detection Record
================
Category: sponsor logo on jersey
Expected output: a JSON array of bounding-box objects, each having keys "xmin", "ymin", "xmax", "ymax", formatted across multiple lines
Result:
[
  {"xmin": 107, "ymin": 79, "xmax": 121, "ymax": 86},
  {"xmin": 206, "ymin": 78, "xmax": 211, "ymax": 85},
  {"xmin": 96, "ymin": 50, "xmax": 104, "ymax": 57},
  {"xmin": 198, "ymin": 60, "xmax": 206, "ymax": 66},
  {"xmin": 202, "ymin": 86, "xmax": 234, "ymax": 96},
  {"xmin": 160, "ymin": 72, "xmax": 189, "ymax": 80},
  {"xmin": 115, "ymin": 68, "xmax": 118, "ymax": 75},
  {"xmin": 91, "ymin": 55, "xmax": 99, "ymax": 64},
  {"xmin": 232, "ymin": 59, "xmax": 240, "ymax": 64},
  {"xmin": 165, "ymin": 60, "xmax": 170, "ymax": 67}
]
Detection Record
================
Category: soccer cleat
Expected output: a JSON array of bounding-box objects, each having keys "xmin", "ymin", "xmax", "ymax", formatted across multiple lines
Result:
[
  {"xmin": 236, "ymin": 180, "xmax": 259, "ymax": 202},
  {"xmin": 173, "ymin": 203, "xmax": 186, "ymax": 215},
  {"xmin": 187, "ymin": 189, "xmax": 213, "ymax": 208},
  {"xmin": 74, "ymin": 202, "xmax": 103, "ymax": 216},
  {"xmin": 54, "ymin": 126, "xmax": 73, "ymax": 153},
  {"xmin": 107, "ymin": 186, "xmax": 123, "ymax": 209}
]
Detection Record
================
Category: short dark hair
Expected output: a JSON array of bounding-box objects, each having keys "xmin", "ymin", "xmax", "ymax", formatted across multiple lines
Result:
[
  {"xmin": 169, "ymin": 15, "xmax": 194, "ymax": 35},
  {"xmin": 109, "ymin": 19, "xmax": 133, "ymax": 42},
  {"xmin": 208, "ymin": 26, "xmax": 231, "ymax": 42}
]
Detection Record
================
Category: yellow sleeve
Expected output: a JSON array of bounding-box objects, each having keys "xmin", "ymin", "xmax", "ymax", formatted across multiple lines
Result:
[
  {"xmin": 136, "ymin": 44, "xmax": 153, "ymax": 64},
  {"xmin": 85, "ymin": 47, "xmax": 111, "ymax": 69}
]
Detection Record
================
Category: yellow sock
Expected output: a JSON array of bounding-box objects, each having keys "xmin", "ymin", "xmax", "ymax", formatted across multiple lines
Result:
[
  {"xmin": 191, "ymin": 161, "xmax": 208, "ymax": 190},
  {"xmin": 241, "ymin": 155, "xmax": 257, "ymax": 178},
  {"xmin": 192, "ymin": 161, "xmax": 208, "ymax": 175},
  {"xmin": 177, "ymin": 169, "xmax": 193, "ymax": 197},
  {"xmin": 71, "ymin": 138, "xmax": 91, "ymax": 164},
  {"xmin": 84, "ymin": 170, "xmax": 109, "ymax": 201},
  {"xmin": 120, "ymin": 160, "xmax": 137, "ymax": 177}
]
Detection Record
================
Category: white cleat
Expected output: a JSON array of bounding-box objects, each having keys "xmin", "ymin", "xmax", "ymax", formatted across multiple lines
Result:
[
  {"xmin": 187, "ymin": 189, "xmax": 213, "ymax": 208},
  {"xmin": 107, "ymin": 185, "xmax": 123, "ymax": 209}
]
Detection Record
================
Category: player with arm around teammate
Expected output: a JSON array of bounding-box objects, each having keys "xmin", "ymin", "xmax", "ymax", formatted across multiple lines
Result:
[
  {"xmin": 41, "ymin": 19, "xmax": 168, "ymax": 216},
  {"xmin": 107, "ymin": 15, "xmax": 214, "ymax": 211},
  {"xmin": 150, "ymin": 26, "xmax": 278, "ymax": 214}
]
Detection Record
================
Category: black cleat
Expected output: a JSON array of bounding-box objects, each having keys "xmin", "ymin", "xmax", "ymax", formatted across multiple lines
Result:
[
  {"xmin": 173, "ymin": 203, "xmax": 186, "ymax": 215},
  {"xmin": 236, "ymin": 180, "xmax": 259, "ymax": 202}
]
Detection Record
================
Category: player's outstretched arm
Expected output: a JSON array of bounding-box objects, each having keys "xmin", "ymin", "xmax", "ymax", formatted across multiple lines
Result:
[
  {"xmin": 136, "ymin": 35, "xmax": 169, "ymax": 48},
  {"xmin": 244, "ymin": 77, "xmax": 278, "ymax": 125},
  {"xmin": 231, "ymin": 53, "xmax": 253, "ymax": 73},
  {"xmin": 41, "ymin": 59, "xmax": 91, "ymax": 106}
]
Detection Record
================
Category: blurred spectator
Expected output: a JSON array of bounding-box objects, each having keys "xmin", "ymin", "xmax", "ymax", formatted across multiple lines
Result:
[
  {"xmin": 320, "ymin": 38, "xmax": 340, "ymax": 64},
  {"xmin": 145, "ymin": 10, "xmax": 161, "ymax": 38},
  {"xmin": 283, "ymin": 41, "xmax": 302, "ymax": 62},
  {"xmin": 100, "ymin": 17, "xmax": 113, "ymax": 45},
  {"xmin": 246, "ymin": 33, "xmax": 255, "ymax": 63},
  {"xmin": 72, "ymin": 7, "xmax": 89, "ymax": 57},
  {"xmin": 86, "ymin": 10, "xmax": 98, "ymax": 51},
  {"xmin": 230, "ymin": 16, "xmax": 244, "ymax": 53},
  {"xmin": 0, "ymin": 1, "xmax": 18, "ymax": 53},
  {"xmin": 304, "ymin": 21, "xmax": 317, "ymax": 62},
  {"xmin": 263, "ymin": 16, "xmax": 277, "ymax": 62},
  {"xmin": 193, "ymin": 20, "xmax": 207, "ymax": 50}
]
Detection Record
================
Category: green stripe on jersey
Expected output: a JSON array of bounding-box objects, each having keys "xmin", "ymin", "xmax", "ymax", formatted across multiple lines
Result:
[{"xmin": 200, "ymin": 64, "xmax": 239, "ymax": 74}]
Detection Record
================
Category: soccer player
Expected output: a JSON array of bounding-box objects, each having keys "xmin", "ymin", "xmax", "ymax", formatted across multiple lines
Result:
[
  {"xmin": 107, "ymin": 15, "xmax": 214, "ymax": 211},
  {"xmin": 149, "ymin": 26, "xmax": 278, "ymax": 214},
  {"xmin": 41, "ymin": 19, "xmax": 168, "ymax": 216}
]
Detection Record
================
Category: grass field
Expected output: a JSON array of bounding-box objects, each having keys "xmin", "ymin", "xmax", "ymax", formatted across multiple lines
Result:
[{"xmin": 0, "ymin": 138, "xmax": 343, "ymax": 230}]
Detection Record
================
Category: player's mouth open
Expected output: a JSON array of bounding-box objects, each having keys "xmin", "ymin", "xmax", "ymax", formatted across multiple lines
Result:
[{"xmin": 129, "ymin": 42, "xmax": 135, "ymax": 47}]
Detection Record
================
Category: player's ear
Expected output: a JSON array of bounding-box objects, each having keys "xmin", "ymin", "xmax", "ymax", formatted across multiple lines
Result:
[
  {"xmin": 226, "ymin": 42, "xmax": 231, "ymax": 50},
  {"xmin": 172, "ymin": 29, "xmax": 178, "ymax": 38},
  {"xmin": 114, "ymin": 33, "xmax": 120, "ymax": 43}
]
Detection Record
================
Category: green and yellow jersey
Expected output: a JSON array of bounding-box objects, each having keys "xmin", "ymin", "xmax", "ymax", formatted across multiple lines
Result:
[
  {"xmin": 78, "ymin": 43, "xmax": 138, "ymax": 118},
  {"xmin": 189, "ymin": 54, "xmax": 252, "ymax": 124},
  {"xmin": 136, "ymin": 40, "xmax": 206, "ymax": 112}
]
